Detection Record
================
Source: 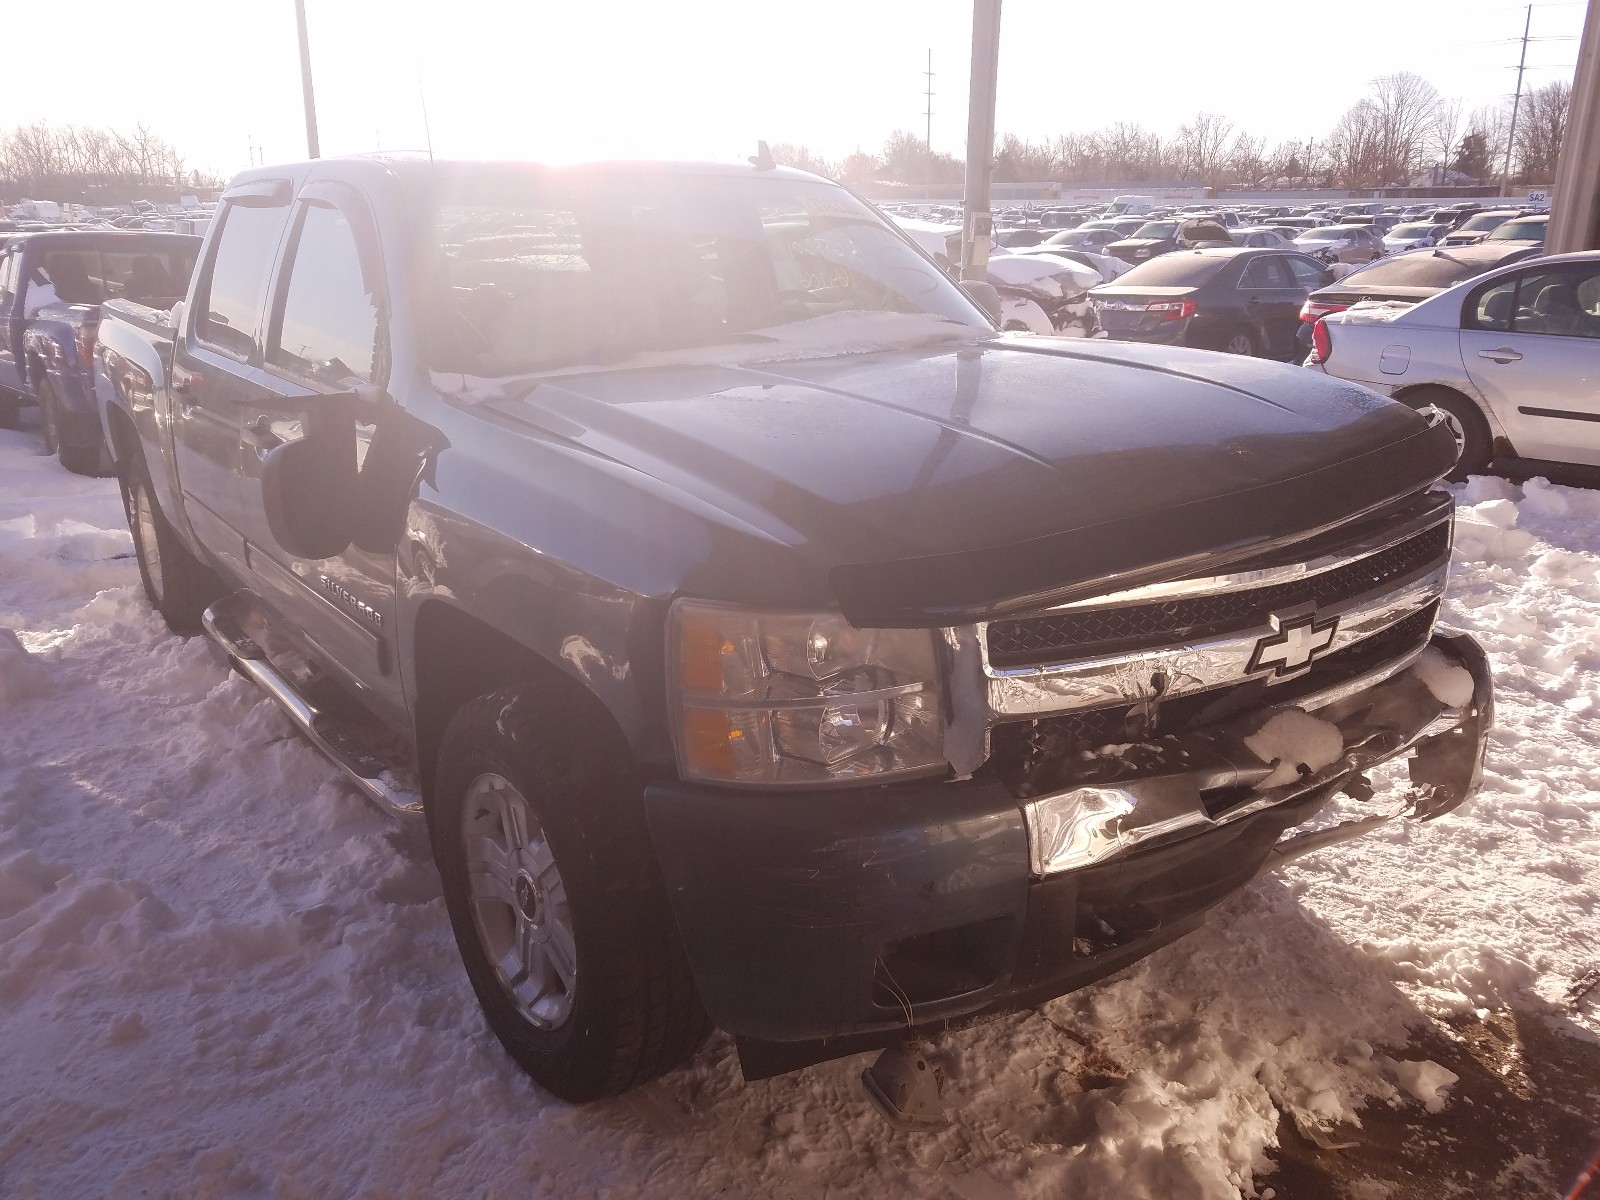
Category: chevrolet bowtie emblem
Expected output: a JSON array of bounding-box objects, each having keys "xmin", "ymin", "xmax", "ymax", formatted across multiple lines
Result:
[{"xmin": 1248, "ymin": 613, "xmax": 1339, "ymax": 679}]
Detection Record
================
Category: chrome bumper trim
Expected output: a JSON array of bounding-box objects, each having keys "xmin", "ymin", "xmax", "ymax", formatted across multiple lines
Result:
[{"xmin": 1021, "ymin": 632, "xmax": 1493, "ymax": 878}]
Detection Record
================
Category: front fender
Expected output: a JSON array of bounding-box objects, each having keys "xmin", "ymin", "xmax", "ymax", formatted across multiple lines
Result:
[{"xmin": 397, "ymin": 501, "xmax": 673, "ymax": 764}]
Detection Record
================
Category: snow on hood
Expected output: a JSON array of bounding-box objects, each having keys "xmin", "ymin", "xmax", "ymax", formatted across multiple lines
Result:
[{"xmin": 987, "ymin": 253, "xmax": 1101, "ymax": 298}]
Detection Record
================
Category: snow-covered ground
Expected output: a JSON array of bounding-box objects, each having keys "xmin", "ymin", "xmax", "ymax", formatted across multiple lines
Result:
[{"xmin": 0, "ymin": 425, "xmax": 1596, "ymax": 1198}]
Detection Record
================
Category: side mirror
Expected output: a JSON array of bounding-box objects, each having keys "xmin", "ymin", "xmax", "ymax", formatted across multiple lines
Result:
[
  {"xmin": 260, "ymin": 419, "xmax": 360, "ymax": 560},
  {"xmin": 252, "ymin": 386, "xmax": 387, "ymax": 560},
  {"xmin": 960, "ymin": 280, "xmax": 1003, "ymax": 324}
]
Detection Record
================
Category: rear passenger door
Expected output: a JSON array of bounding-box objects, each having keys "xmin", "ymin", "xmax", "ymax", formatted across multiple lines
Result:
[
  {"xmin": 170, "ymin": 181, "xmax": 295, "ymax": 572},
  {"xmin": 1237, "ymin": 255, "xmax": 1303, "ymax": 359},
  {"xmin": 234, "ymin": 181, "xmax": 405, "ymax": 714}
]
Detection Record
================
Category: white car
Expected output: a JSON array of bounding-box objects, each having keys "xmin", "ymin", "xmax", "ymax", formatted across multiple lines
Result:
[
  {"xmin": 1307, "ymin": 251, "xmax": 1600, "ymax": 478},
  {"xmin": 1382, "ymin": 222, "xmax": 1450, "ymax": 255}
]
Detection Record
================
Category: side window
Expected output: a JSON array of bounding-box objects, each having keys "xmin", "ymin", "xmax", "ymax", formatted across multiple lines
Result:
[
  {"xmin": 196, "ymin": 201, "xmax": 293, "ymax": 360},
  {"xmin": 1466, "ymin": 277, "xmax": 1517, "ymax": 332},
  {"xmin": 267, "ymin": 204, "xmax": 379, "ymax": 386},
  {"xmin": 1284, "ymin": 256, "xmax": 1326, "ymax": 289},
  {"xmin": 1240, "ymin": 257, "xmax": 1291, "ymax": 289},
  {"xmin": 0, "ymin": 250, "xmax": 17, "ymax": 307}
]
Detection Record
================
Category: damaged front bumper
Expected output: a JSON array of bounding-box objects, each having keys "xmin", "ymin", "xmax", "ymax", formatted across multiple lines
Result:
[{"xmin": 643, "ymin": 632, "xmax": 1491, "ymax": 1075}]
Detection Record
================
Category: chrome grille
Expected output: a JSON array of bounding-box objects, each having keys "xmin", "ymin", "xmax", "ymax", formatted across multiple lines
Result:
[
  {"xmin": 991, "ymin": 601, "xmax": 1440, "ymax": 797},
  {"xmin": 987, "ymin": 522, "xmax": 1450, "ymax": 668}
]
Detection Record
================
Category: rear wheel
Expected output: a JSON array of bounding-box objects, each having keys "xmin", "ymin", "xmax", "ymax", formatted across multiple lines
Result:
[
  {"xmin": 431, "ymin": 686, "xmax": 711, "ymax": 1102},
  {"xmin": 1400, "ymin": 386, "xmax": 1491, "ymax": 481},
  {"xmin": 121, "ymin": 454, "xmax": 223, "ymax": 635},
  {"xmin": 38, "ymin": 379, "xmax": 61, "ymax": 457}
]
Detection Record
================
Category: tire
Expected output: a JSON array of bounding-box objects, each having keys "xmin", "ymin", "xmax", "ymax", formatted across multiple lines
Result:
[
  {"xmin": 1401, "ymin": 386, "xmax": 1491, "ymax": 481},
  {"xmin": 39, "ymin": 378, "xmax": 113, "ymax": 476},
  {"xmin": 431, "ymin": 687, "xmax": 711, "ymax": 1103},
  {"xmin": 38, "ymin": 378, "xmax": 61, "ymax": 457},
  {"xmin": 1196, "ymin": 325, "xmax": 1258, "ymax": 356},
  {"xmin": 121, "ymin": 453, "xmax": 224, "ymax": 635}
]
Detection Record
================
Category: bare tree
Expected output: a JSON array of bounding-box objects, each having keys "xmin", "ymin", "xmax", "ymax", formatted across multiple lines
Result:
[
  {"xmin": 0, "ymin": 121, "xmax": 195, "ymax": 204},
  {"xmin": 1369, "ymin": 72, "xmax": 1443, "ymax": 185},
  {"xmin": 769, "ymin": 143, "xmax": 834, "ymax": 178},
  {"xmin": 1174, "ymin": 112, "xmax": 1233, "ymax": 185},
  {"xmin": 1515, "ymin": 80, "xmax": 1571, "ymax": 182}
]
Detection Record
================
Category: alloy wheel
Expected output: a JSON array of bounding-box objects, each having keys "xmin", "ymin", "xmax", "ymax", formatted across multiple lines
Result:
[{"xmin": 461, "ymin": 773, "xmax": 577, "ymax": 1029}]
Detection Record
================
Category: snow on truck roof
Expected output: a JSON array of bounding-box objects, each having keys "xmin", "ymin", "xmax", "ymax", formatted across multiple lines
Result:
[{"xmin": 226, "ymin": 155, "xmax": 835, "ymax": 187}]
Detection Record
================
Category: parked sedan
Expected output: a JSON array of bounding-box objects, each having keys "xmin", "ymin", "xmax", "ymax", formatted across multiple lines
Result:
[
  {"xmin": 1383, "ymin": 222, "xmax": 1451, "ymax": 253},
  {"xmin": 1295, "ymin": 241, "xmax": 1544, "ymax": 359},
  {"xmin": 1233, "ymin": 226, "xmax": 1297, "ymax": 249},
  {"xmin": 1104, "ymin": 219, "xmax": 1185, "ymax": 265},
  {"xmin": 1442, "ymin": 208, "xmax": 1527, "ymax": 247},
  {"xmin": 1294, "ymin": 224, "xmax": 1383, "ymax": 265},
  {"xmin": 1484, "ymin": 213, "xmax": 1548, "ymax": 250},
  {"xmin": 1039, "ymin": 227, "xmax": 1127, "ymax": 255},
  {"xmin": 1090, "ymin": 247, "xmax": 1332, "ymax": 359},
  {"xmin": 1309, "ymin": 251, "xmax": 1600, "ymax": 478}
]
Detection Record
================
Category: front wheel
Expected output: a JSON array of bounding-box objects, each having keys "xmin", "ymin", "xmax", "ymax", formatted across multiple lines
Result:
[{"xmin": 431, "ymin": 687, "xmax": 710, "ymax": 1102}]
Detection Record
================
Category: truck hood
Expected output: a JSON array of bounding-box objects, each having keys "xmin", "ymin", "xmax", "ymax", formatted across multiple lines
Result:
[{"xmin": 491, "ymin": 335, "xmax": 1456, "ymax": 624}]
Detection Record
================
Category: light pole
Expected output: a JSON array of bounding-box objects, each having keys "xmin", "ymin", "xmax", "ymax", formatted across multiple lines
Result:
[
  {"xmin": 1548, "ymin": 0, "xmax": 1600, "ymax": 251},
  {"xmin": 294, "ymin": 0, "xmax": 321, "ymax": 159},
  {"xmin": 960, "ymin": 0, "xmax": 1002, "ymax": 281}
]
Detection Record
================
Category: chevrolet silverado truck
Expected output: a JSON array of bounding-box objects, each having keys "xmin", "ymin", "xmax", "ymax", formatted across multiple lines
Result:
[
  {"xmin": 95, "ymin": 155, "xmax": 1493, "ymax": 1104},
  {"xmin": 0, "ymin": 229, "xmax": 198, "ymax": 472}
]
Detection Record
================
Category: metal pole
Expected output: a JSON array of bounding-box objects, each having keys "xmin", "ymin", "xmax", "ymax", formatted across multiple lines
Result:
[
  {"xmin": 925, "ymin": 49, "xmax": 935, "ymax": 201},
  {"xmin": 294, "ymin": 0, "xmax": 321, "ymax": 159},
  {"xmin": 960, "ymin": 0, "xmax": 1002, "ymax": 281},
  {"xmin": 1548, "ymin": 0, "xmax": 1600, "ymax": 252},
  {"xmin": 1501, "ymin": 3, "xmax": 1532, "ymax": 197}
]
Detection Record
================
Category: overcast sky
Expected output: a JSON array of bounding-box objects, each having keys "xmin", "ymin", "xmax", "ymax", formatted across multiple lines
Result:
[{"xmin": 2, "ymin": 0, "xmax": 1588, "ymax": 175}]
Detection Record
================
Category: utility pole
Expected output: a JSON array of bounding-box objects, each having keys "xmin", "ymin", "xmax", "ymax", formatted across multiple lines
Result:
[
  {"xmin": 960, "ymin": 0, "xmax": 1003, "ymax": 281},
  {"xmin": 1548, "ymin": 0, "xmax": 1600, "ymax": 252},
  {"xmin": 924, "ymin": 49, "xmax": 935, "ymax": 201},
  {"xmin": 1502, "ymin": 3, "xmax": 1533, "ymax": 197},
  {"xmin": 294, "ymin": 0, "xmax": 321, "ymax": 159}
]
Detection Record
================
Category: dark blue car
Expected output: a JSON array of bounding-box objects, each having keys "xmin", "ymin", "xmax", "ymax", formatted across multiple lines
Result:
[{"xmin": 0, "ymin": 230, "xmax": 198, "ymax": 473}]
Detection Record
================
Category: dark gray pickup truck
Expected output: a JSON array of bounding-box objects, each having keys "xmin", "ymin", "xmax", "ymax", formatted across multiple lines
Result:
[{"xmin": 95, "ymin": 155, "xmax": 1492, "ymax": 1105}]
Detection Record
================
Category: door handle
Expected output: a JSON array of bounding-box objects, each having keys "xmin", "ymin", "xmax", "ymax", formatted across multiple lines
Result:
[
  {"xmin": 242, "ymin": 417, "xmax": 283, "ymax": 453},
  {"xmin": 1478, "ymin": 347, "xmax": 1522, "ymax": 363}
]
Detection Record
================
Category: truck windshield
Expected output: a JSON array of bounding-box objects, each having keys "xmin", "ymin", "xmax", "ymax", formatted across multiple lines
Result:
[{"xmin": 427, "ymin": 170, "xmax": 989, "ymax": 375}]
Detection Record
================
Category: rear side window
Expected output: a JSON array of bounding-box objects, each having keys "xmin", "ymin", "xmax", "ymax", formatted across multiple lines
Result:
[
  {"xmin": 267, "ymin": 204, "xmax": 380, "ymax": 386},
  {"xmin": 197, "ymin": 202, "xmax": 292, "ymax": 359}
]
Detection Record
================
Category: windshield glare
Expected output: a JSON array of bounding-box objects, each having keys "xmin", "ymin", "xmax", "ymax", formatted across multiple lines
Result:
[
  {"xmin": 429, "ymin": 171, "xmax": 988, "ymax": 375},
  {"xmin": 1131, "ymin": 221, "xmax": 1179, "ymax": 239},
  {"xmin": 1298, "ymin": 228, "xmax": 1347, "ymax": 241},
  {"xmin": 1389, "ymin": 223, "xmax": 1435, "ymax": 238},
  {"xmin": 1462, "ymin": 211, "xmax": 1517, "ymax": 232}
]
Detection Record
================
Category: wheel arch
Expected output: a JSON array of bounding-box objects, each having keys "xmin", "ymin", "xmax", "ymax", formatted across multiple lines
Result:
[
  {"xmin": 408, "ymin": 599, "xmax": 653, "ymax": 804},
  {"xmin": 1391, "ymin": 381, "xmax": 1511, "ymax": 454}
]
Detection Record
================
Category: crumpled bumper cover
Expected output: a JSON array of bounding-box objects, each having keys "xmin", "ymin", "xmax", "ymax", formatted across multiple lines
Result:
[{"xmin": 643, "ymin": 631, "xmax": 1493, "ymax": 1065}]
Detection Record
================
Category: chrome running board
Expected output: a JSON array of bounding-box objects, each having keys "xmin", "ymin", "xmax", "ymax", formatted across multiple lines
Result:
[{"xmin": 202, "ymin": 593, "xmax": 423, "ymax": 819}]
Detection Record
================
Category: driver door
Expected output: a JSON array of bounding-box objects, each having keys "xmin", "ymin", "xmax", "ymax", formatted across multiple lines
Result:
[{"xmin": 233, "ymin": 181, "xmax": 409, "ymax": 720}]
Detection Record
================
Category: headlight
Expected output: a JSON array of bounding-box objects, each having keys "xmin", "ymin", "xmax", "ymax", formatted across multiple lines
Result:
[{"xmin": 668, "ymin": 599, "xmax": 945, "ymax": 787}]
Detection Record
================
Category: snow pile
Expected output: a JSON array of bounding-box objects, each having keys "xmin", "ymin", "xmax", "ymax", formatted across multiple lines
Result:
[
  {"xmin": 1244, "ymin": 709, "xmax": 1344, "ymax": 788},
  {"xmin": 1386, "ymin": 1059, "xmax": 1459, "ymax": 1113},
  {"xmin": 1, "ymin": 423, "xmax": 1598, "ymax": 1198},
  {"xmin": 0, "ymin": 628, "xmax": 49, "ymax": 707}
]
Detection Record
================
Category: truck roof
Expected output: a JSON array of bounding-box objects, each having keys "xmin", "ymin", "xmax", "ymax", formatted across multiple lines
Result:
[{"xmin": 225, "ymin": 154, "xmax": 832, "ymax": 191}]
